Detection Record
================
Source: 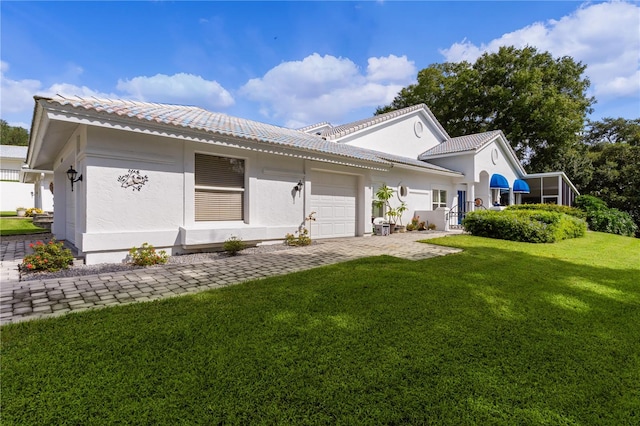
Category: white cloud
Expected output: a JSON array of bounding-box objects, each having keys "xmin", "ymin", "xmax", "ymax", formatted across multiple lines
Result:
[
  {"xmin": 0, "ymin": 61, "xmax": 42, "ymax": 114},
  {"xmin": 116, "ymin": 73, "xmax": 234, "ymax": 108},
  {"xmin": 367, "ymin": 54, "xmax": 416, "ymax": 83},
  {"xmin": 239, "ymin": 53, "xmax": 416, "ymax": 127},
  {"xmin": 46, "ymin": 83, "xmax": 116, "ymax": 99},
  {"xmin": 440, "ymin": 1, "xmax": 640, "ymax": 99},
  {"xmin": 1, "ymin": 65, "xmax": 235, "ymax": 128}
]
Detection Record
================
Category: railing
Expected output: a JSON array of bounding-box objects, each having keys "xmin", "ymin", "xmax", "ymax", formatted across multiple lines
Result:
[
  {"xmin": 0, "ymin": 169, "xmax": 20, "ymax": 181},
  {"xmin": 447, "ymin": 201, "xmax": 476, "ymax": 229},
  {"xmin": 447, "ymin": 205, "xmax": 464, "ymax": 229}
]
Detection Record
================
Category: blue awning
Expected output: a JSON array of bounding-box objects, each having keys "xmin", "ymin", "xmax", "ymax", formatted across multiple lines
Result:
[
  {"xmin": 513, "ymin": 179, "xmax": 530, "ymax": 194},
  {"xmin": 490, "ymin": 174, "xmax": 509, "ymax": 189}
]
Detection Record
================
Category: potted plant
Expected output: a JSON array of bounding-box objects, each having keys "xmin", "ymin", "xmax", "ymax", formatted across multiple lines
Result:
[
  {"xmin": 395, "ymin": 201, "xmax": 408, "ymax": 232},
  {"xmin": 373, "ymin": 184, "xmax": 407, "ymax": 233},
  {"xmin": 16, "ymin": 207, "xmax": 27, "ymax": 217}
]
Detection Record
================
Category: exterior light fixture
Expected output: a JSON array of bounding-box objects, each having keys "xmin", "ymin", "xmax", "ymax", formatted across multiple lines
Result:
[
  {"xmin": 66, "ymin": 166, "xmax": 83, "ymax": 192},
  {"xmin": 293, "ymin": 180, "xmax": 303, "ymax": 192}
]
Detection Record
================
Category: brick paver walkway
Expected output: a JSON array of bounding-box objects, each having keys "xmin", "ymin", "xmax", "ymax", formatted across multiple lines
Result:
[{"xmin": 0, "ymin": 232, "xmax": 462, "ymax": 325}]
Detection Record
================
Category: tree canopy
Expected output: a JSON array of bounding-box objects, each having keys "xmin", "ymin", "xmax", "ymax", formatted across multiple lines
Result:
[
  {"xmin": 376, "ymin": 46, "xmax": 595, "ymax": 173},
  {"xmin": 583, "ymin": 118, "xmax": 640, "ymax": 234},
  {"xmin": 0, "ymin": 120, "xmax": 29, "ymax": 146}
]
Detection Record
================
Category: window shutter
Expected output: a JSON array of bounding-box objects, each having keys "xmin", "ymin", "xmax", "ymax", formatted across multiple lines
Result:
[
  {"xmin": 195, "ymin": 154, "xmax": 245, "ymax": 221},
  {"xmin": 195, "ymin": 190, "xmax": 243, "ymax": 221},
  {"xmin": 195, "ymin": 154, "xmax": 244, "ymax": 188}
]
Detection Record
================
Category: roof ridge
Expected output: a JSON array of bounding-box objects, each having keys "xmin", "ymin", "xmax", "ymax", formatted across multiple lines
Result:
[
  {"xmin": 321, "ymin": 103, "xmax": 449, "ymax": 140},
  {"xmin": 297, "ymin": 121, "xmax": 332, "ymax": 132}
]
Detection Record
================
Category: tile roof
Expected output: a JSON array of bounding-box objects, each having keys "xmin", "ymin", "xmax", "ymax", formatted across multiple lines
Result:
[
  {"xmin": 0, "ymin": 145, "xmax": 28, "ymax": 160},
  {"xmin": 38, "ymin": 95, "xmax": 389, "ymax": 165},
  {"xmin": 297, "ymin": 122, "xmax": 331, "ymax": 133},
  {"xmin": 35, "ymin": 95, "xmax": 462, "ymax": 176},
  {"xmin": 316, "ymin": 104, "xmax": 450, "ymax": 140},
  {"xmin": 418, "ymin": 130, "xmax": 503, "ymax": 159},
  {"xmin": 373, "ymin": 150, "xmax": 462, "ymax": 174}
]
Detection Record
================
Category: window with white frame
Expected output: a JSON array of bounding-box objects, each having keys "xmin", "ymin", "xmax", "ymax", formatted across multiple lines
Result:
[
  {"xmin": 195, "ymin": 154, "xmax": 245, "ymax": 221},
  {"xmin": 432, "ymin": 189, "xmax": 447, "ymax": 209}
]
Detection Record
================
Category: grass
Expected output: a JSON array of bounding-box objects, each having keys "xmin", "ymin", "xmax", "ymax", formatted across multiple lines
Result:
[
  {"xmin": 0, "ymin": 217, "xmax": 48, "ymax": 236},
  {"xmin": 1, "ymin": 211, "xmax": 19, "ymax": 217},
  {"xmin": 2, "ymin": 232, "xmax": 639, "ymax": 425}
]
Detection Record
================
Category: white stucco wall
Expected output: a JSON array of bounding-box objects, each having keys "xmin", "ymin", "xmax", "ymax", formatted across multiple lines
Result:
[
  {"xmin": 71, "ymin": 126, "xmax": 375, "ymax": 264},
  {"xmin": 50, "ymin": 121, "xmax": 465, "ymax": 265},
  {"xmin": 0, "ymin": 182, "xmax": 35, "ymax": 211},
  {"xmin": 426, "ymin": 138, "xmax": 526, "ymax": 208},
  {"xmin": 474, "ymin": 142, "xmax": 521, "ymax": 184},
  {"xmin": 339, "ymin": 112, "xmax": 444, "ymax": 158},
  {"xmin": 1, "ymin": 148, "xmax": 39, "ymax": 211},
  {"xmin": 51, "ymin": 127, "xmax": 86, "ymax": 247},
  {"xmin": 370, "ymin": 167, "xmax": 456, "ymax": 227}
]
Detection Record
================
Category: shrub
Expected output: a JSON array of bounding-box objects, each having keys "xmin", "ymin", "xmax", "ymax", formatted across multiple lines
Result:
[
  {"xmin": 575, "ymin": 195, "xmax": 608, "ymax": 212},
  {"xmin": 128, "ymin": 243, "xmax": 168, "ymax": 266},
  {"xmin": 406, "ymin": 216, "xmax": 419, "ymax": 231},
  {"xmin": 574, "ymin": 195, "xmax": 638, "ymax": 237},
  {"xmin": 587, "ymin": 208, "xmax": 638, "ymax": 237},
  {"xmin": 25, "ymin": 208, "xmax": 44, "ymax": 217},
  {"xmin": 506, "ymin": 203, "xmax": 585, "ymax": 219},
  {"xmin": 223, "ymin": 236, "xmax": 246, "ymax": 256},
  {"xmin": 462, "ymin": 210, "xmax": 586, "ymax": 243},
  {"xmin": 406, "ymin": 216, "xmax": 428, "ymax": 231},
  {"xmin": 21, "ymin": 240, "xmax": 74, "ymax": 272},
  {"xmin": 285, "ymin": 227, "xmax": 312, "ymax": 246}
]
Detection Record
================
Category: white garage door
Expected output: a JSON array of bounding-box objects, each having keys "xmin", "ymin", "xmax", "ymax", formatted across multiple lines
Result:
[{"xmin": 310, "ymin": 172, "xmax": 357, "ymax": 238}]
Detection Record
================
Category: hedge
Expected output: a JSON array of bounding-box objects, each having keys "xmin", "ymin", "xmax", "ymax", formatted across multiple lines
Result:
[
  {"xmin": 462, "ymin": 209, "xmax": 587, "ymax": 243},
  {"xmin": 506, "ymin": 203, "xmax": 586, "ymax": 219},
  {"xmin": 586, "ymin": 208, "xmax": 638, "ymax": 237},
  {"xmin": 574, "ymin": 195, "xmax": 638, "ymax": 237}
]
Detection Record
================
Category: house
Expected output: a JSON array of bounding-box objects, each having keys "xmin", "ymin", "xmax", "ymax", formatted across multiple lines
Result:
[
  {"xmin": 0, "ymin": 145, "xmax": 53, "ymax": 211},
  {"xmin": 25, "ymin": 95, "xmax": 578, "ymax": 264}
]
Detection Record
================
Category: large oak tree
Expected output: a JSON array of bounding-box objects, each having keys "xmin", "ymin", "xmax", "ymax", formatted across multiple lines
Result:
[
  {"xmin": 584, "ymin": 118, "xmax": 640, "ymax": 233},
  {"xmin": 376, "ymin": 46, "xmax": 594, "ymax": 173}
]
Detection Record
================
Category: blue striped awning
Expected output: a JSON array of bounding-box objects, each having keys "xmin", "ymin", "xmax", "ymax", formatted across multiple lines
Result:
[
  {"xmin": 513, "ymin": 179, "xmax": 530, "ymax": 194},
  {"xmin": 490, "ymin": 174, "xmax": 510, "ymax": 189}
]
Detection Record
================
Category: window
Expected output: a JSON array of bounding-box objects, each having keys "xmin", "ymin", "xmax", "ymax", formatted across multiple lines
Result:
[
  {"xmin": 398, "ymin": 185, "xmax": 408, "ymax": 199},
  {"xmin": 371, "ymin": 201, "xmax": 384, "ymax": 221},
  {"xmin": 195, "ymin": 154, "xmax": 245, "ymax": 221},
  {"xmin": 433, "ymin": 189, "xmax": 447, "ymax": 209}
]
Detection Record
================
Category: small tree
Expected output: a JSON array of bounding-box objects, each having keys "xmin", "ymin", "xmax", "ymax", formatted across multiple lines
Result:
[
  {"xmin": 373, "ymin": 184, "xmax": 407, "ymax": 226},
  {"xmin": 374, "ymin": 184, "xmax": 395, "ymax": 224}
]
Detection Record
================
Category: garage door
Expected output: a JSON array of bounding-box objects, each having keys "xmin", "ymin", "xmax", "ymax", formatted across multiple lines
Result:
[{"xmin": 310, "ymin": 172, "xmax": 357, "ymax": 238}]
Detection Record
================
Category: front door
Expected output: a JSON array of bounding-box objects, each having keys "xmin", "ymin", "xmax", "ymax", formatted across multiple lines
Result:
[{"xmin": 457, "ymin": 190, "xmax": 467, "ymax": 224}]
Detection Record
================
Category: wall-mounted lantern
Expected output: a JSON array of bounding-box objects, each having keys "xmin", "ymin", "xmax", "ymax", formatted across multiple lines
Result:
[
  {"xmin": 66, "ymin": 166, "xmax": 83, "ymax": 192},
  {"xmin": 293, "ymin": 179, "xmax": 303, "ymax": 192}
]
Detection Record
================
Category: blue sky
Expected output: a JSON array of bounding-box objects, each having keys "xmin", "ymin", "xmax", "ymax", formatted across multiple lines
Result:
[{"xmin": 2, "ymin": 1, "xmax": 639, "ymax": 131}]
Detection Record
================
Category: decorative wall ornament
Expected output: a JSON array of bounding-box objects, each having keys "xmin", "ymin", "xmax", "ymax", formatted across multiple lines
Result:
[{"xmin": 118, "ymin": 169, "xmax": 149, "ymax": 191}]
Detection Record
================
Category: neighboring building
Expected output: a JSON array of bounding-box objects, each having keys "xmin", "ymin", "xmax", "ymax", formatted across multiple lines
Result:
[
  {"xmin": 25, "ymin": 95, "xmax": 578, "ymax": 264},
  {"xmin": 0, "ymin": 145, "xmax": 53, "ymax": 211}
]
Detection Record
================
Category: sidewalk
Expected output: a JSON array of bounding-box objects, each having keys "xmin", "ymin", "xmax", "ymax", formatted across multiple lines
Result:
[{"xmin": 1, "ymin": 232, "xmax": 462, "ymax": 325}]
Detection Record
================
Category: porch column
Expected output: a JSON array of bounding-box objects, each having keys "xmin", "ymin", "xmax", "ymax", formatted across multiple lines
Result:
[{"xmin": 469, "ymin": 183, "xmax": 475, "ymax": 211}]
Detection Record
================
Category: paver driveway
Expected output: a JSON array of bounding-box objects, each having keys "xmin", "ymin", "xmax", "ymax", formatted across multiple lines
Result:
[{"xmin": 0, "ymin": 232, "xmax": 462, "ymax": 325}]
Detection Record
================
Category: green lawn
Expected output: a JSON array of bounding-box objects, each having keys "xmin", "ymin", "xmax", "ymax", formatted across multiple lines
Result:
[
  {"xmin": 2, "ymin": 232, "xmax": 639, "ymax": 425},
  {"xmin": 0, "ymin": 217, "xmax": 48, "ymax": 236}
]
